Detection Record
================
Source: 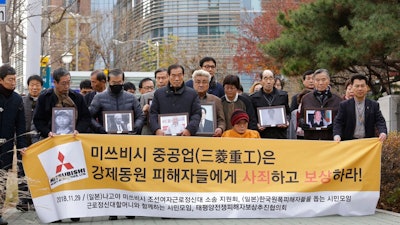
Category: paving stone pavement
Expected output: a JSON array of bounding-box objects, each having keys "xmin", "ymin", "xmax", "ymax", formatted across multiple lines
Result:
[{"xmin": 3, "ymin": 209, "xmax": 400, "ymax": 225}]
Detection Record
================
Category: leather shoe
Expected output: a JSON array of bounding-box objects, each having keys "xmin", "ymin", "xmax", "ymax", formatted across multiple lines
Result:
[
  {"xmin": 0, "ymin": 217, "xmax": 8, "ymax": 225},
  {"xmin": 70, "ymin": 218, "xmax": 80, "ymax": 222},
  {"xmin": 51, "ymin": 220, "xmax": 61, "ymax": 223},
  {"xmin": 109, "ymin": 216, "xmax": 118, "ymax": 220}
]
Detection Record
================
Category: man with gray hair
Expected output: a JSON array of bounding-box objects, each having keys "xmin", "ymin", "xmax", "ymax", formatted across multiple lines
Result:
[
  {"xmin": 299, "ymin": 69, "xmax": 342, "ymax": 140},
  {"xmin": 192, "ymin": 69, "xmax": 226, "ymax": 136}
]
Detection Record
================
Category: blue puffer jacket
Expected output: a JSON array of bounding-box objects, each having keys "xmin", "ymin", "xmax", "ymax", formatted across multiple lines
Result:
[{"xmin": 89, "ymin": 88, "xmax": 145, "ymax": 134}]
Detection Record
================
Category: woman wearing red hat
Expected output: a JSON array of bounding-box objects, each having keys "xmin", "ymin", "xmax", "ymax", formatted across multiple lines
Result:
[{"xmin": 222, "ymin": 109, "xmax": 260, "ymax": 138}]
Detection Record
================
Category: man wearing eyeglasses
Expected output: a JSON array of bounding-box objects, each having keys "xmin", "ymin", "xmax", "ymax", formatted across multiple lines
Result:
[
  {"xmin": 34, "ymin": 68, "xmax": 91, "ymax": 140},
  {"xmin": 138, "ymin": 77, "xmax": 155, "ymax": 95},
  {"xmin": 192, "ymin": 69, "xmax": 226, "ymax": 137},
  {"xmin": 251, "ymin": 70, "xmax": 290, "ymax": 139},
  {"xmin": 33, "ymin": 67, "xmax": 91, "ymax": 223},
  {"xmin": 298, "ymin": 69, "xmax": 342, "ymax": 140},
  {"xmin": 185, "ymin": 56, "xmax": 225, "ymax": 98},
  {"xmin": 139, "ymin": 68, "xmax": 168, "ymax": 135}
]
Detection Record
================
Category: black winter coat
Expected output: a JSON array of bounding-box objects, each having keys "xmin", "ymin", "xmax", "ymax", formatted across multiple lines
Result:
[
  {"xmin": 34, "ymin": 88, "xmax": 91, "ymax": 138},
  {"xmin": 251, "ymin": 88, "xmax": 290, "ymax": 139},
  {"xmin": 0, "ymin": 92, "xmax": 26, "ymax": 170},
  {"xmin": 333, "ymin": 98, "xmax": 387, "ymax": 140},
  {"xmin": 149, "ymin": 84, "xmax": 201, "ymax": 135}
]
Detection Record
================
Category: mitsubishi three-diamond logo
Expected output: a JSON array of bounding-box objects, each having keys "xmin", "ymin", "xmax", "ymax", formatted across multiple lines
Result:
[
  {"xmin": 38, "ymin": 141, "xmax": 88, "ymax": 189},
  {"xmin": 56, "ymin": 151, "xmax": 74, "ymax": 173}
]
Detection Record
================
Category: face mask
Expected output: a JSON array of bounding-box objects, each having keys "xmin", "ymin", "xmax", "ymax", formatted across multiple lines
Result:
[{"xmin": 109, "ymin": 84, "xmax": 123, "ymax": 94}]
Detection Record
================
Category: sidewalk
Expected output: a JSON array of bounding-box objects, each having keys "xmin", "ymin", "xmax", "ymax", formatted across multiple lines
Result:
[{"xmin": 3, "ymin": 208, "xmax": 400, "ymax": 225}]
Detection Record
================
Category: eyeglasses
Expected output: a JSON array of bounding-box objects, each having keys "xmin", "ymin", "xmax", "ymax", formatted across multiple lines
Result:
[
  {"xmin": 58, "ymin": 81, "xmax": 71, "ymax": 86},
  {"xmin": 202, "ymin": 65, "xmax": 216, "ymax": 69},
  {"xmin": 143, "ymin": 86, "xmax": 154, "ymax": 90}
]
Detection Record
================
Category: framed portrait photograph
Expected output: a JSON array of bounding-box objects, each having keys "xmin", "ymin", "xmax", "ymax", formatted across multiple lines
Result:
[
  {"xmin": 257, "ymin": 105, "xmax": 287, "ymax": 127},
  {"xmin": 147, "ymin": 98, "xmax": 153, "ymax": 106},
  {"xmin": 198, "ymin": 103, "xmax": 217, "ymax": 136},
  {"xmin": 103, "ymin": 111, "xmax": 134, "ymax": 134},
  {"xmin": 304, "ymin": 108, "xmax": 333, "ymax": 130},
  {"xmin": 158, "ymin": 113, "xmax": 188, "ymax": 136},
  {"xmin": 52, "ymin": 107, "xmax": 75, "ymax": 135},
  {"xmin": 146, "ymin": 98, "xmax": 153, "ymax": 123}
]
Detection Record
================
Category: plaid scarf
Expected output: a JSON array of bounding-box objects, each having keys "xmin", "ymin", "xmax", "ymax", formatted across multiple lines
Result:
[{"xmin": 54, "ymin": 89, "xmax": 78, "ymax": 121}]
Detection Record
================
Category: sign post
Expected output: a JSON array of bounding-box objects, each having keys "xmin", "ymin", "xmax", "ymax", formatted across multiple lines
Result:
[{"xmin": 0, "ymin": 0, "xmax": 6, "ymax": 23}]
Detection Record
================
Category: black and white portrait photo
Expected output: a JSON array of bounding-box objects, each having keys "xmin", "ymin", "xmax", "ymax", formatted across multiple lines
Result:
[
  {"xmin": 52, "ymin": 107, "xmax": 75, "ymax": 135},
  {"xmin": 103, "ymin": 111, "xmax": 133, "ymax": 134}
]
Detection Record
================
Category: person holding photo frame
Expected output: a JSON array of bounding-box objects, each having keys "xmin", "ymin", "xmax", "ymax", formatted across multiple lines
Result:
[
  {"xmin": 53, "ymin": 109, "xmax": 74, "ymax": 134},
  {"xmin": 299, "ymin": 69, "xmax": 342, "ymax": 140},
  {"xmin": 192, "ymin": 69, "xmax": 226, "ymax": 136},
  {"xmin": 89, "ymin": 68, "xmax": 144, "ymax": 135},
  {"xmin": 150, "ymin": 64, "xmax": 201, "ymax": 136},
  {"xmin": 34, "ymin": 67, "xmax": 91, "ymax": 139},
  {"xmin": 251, "ymin": 70, "xmax": 290, "ymax": 139},
  {"xmin": 33, "ymin": 67, "xmax": 91, "ymax": 223}
]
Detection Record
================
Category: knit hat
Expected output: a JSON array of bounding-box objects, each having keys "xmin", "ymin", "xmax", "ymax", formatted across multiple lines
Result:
[{"xmin": 231, "ymin": 109, "xmax": 249, "ymax": 126}]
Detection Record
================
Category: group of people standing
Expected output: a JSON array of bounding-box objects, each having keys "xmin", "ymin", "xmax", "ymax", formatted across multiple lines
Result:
[{"xmin": 0, "ymin": 56, "xmax": 388, "ymax": 224}]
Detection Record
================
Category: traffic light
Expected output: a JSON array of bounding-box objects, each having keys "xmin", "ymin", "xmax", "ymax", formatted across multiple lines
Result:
[
  {"xmin": 40, "ymin": 56, "xmax": 51, "ymax": 88},
  {"xmin": 40, "ymin": 56, "xmax": 49, "ymax": 67}
]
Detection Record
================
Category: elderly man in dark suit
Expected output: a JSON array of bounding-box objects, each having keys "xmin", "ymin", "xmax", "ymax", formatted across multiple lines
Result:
[{"xmin": 333, "ymin": 74, "xmax": 387, "ymax": 142}]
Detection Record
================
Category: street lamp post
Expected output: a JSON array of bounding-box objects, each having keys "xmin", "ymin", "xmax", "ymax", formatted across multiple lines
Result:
[
  {"xmin": 70, "ymin": 13, "xmax": 80, "ymax": 71},
  {"xmin": 64, "ymin": 11, "xmax": 81, "ymax": 71},
  {"xmin": 61, "ymin": 52, "xmax": 73, "ymax": 70},
  {"xmin": 113, "ymin": 39, "xmax": 160, "ymax": 69}
]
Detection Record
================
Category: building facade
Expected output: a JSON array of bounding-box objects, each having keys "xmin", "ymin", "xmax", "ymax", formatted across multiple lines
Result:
[{"xmin": 113, "ymin": 0, "xmax": 263, "ymax": 82}]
